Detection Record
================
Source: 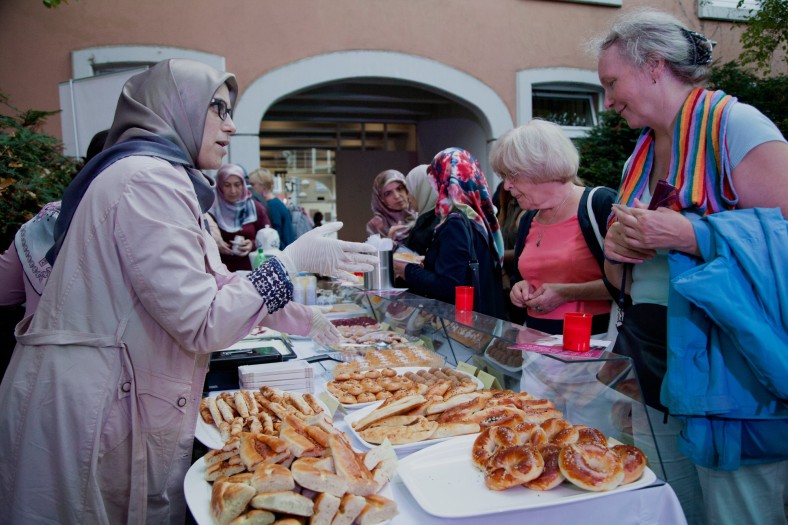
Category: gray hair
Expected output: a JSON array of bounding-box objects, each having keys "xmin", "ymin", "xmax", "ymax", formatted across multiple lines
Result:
[
  {"xmin": 589, "ymin": 9, "xmax": 712, "ymax": 85},
  {"xmin": 489, "ymin": 119, "xmax": 580, "ymax": 184}
]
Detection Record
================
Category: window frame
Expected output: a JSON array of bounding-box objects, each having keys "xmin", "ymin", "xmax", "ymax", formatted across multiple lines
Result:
[
  {"xmin": 697, "ymin": 0, "xmax": 760, "ymax": 21},
  {"xmin": 516, "ymin": 68, "xmax": 604, "ymax": 139},
  {"xmin": 71, "ymin": 45, "xmax": 224, "ymax": 79}
]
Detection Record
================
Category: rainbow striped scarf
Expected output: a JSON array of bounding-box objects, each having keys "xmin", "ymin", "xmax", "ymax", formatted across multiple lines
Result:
[{"xmin": 612, "ymin": 88, "xmax": 738, "ymax": 221}]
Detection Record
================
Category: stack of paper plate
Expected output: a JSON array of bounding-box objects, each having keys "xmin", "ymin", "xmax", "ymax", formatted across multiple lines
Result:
[{"xmin": 237, "ymin": 360, "xmax": 314, "ymax": 393}]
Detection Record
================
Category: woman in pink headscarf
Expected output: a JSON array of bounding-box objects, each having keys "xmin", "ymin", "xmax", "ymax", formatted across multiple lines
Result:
[
  {"xmin": 208, "ymin": 163, "xmax": 271, "ymax": 271},
  {"xmin": 365, "ymin": 169, "xmax": 417, "ymax": 244}
]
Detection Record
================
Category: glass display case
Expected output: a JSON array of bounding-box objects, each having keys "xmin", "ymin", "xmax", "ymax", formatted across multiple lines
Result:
[{"xmin": 315, "ymin": 283, "xmax": 667, "ymax": 483}]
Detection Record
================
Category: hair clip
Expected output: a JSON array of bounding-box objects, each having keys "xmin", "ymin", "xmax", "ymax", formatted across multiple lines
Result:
[{"xmin": 680, "ymin": 28, "xmax": 715, "ymax": 66}]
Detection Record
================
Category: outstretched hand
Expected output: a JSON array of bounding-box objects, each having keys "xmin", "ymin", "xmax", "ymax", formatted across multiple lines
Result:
[{"xmin": 281, "ymin": 222, "xmax": 378, "ymax": 281}]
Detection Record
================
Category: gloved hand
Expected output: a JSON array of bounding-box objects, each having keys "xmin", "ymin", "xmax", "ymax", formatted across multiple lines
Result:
[
  {"xmin": 308, "ymin": 306, "xmax": 340, "ymax": 347},
  {"xmin": 281, "ymin": 222, "xmax": 377, "ymax": 281}
]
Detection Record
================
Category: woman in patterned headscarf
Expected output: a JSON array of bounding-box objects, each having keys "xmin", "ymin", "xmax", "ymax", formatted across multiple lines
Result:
[
  {"xmin": 208, "ymin": 162, "xmax": 271, "ymax": 271},
  {"xmin": 393, "ymin": 147, "xmax": 505, "ymax": 318},
  {"xmin": 0, "ymin": 59, "xmax": 375, "ymax": 525},
  {"xmin": 365, "ymin": 169, "xmax": 417, "ymax": 244}
]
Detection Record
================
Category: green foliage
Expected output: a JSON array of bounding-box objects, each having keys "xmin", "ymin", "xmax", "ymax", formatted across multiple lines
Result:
[
  {"xmin": 737, "ymin": 0, "xmax": 788, "ymax": 74},
  {"xmin": 709, "ymin": 61, "xmax": 787, "ymax": 136},
  {"xmin": 0, "ymin": 93, "xmax": 77, "ymax": 248},
  {"xmin": 575, "ymin": 110, "xmax": 640, "ymax": 191},
  {"xmin": 42, "ymin": 0, "xmax": 68, "ymax": 7}
]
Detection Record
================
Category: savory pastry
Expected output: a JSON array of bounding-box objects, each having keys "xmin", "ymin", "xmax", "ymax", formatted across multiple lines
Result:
[
  {"xmin": 523, "ymin": 443, "xmax": 565, "ymax": 491},
  {"xmin": 249, "ymin": 491, "xmax": 314, "ymax": 517},
  {"xmin": 250, "ymin": 463, "xmax": 295, "ymax": 493},
  {"xmin": 211, "ymin": 479, "xmax": 257, "ymax": 525},
  {"xmin": 309, "ymin": 492, "xmax": 341, "ymax": 525},
  {"xmin": 484, "ymin": 444, "xmax": 544, "ymax": 490},
  {"xmin": 329, "ymin": 494, "xmax": 367, "ymax": 525},
  {"xmin": 290, "ymin": 456, "xmax": 348, "ymax": 497},
  {"xmin": 558, "ymin": 442, "xmax": 625, "ymax": 492},
  {"xmin": 239, "ymin": 432, "xmax": 291, "ymax": 471},
  {"xmin": 610, "ymin": 444, "xmax": 648, "ymax": 484},
  {"xmin": 356, "ymin": 494, "xmax": 399, "ymax": 525}
]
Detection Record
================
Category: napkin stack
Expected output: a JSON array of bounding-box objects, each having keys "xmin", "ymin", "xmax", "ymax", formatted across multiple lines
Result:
[{"xmin": 238, "ymin": 360, "xmax": 314, "ymax": 393}]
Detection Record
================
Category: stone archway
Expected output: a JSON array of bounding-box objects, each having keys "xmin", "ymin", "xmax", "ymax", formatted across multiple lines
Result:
[{"xmin": 229, "ymin": 50, "xmax": 513, "ymax": 174}]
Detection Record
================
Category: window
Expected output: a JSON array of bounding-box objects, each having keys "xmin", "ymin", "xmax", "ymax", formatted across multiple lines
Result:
[
  {"xmin": 698, "ymin": 0, "xmax": 760, "ymax": 21},
  {"xmin": 516, "ymin": 68, "xmax": 603, "ymax": 139},
  {"xmin": 553, "ymin": 0, "xmax": 622, "ymax": 7},
  {"xmin": 532, "ymin": 90, "xmax": 598, "ymax": 128}
]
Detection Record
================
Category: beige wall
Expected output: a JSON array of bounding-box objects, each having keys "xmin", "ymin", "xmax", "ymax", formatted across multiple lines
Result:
[{"xmin": 0, "ymin": 0, "xmax": 755, "ymax": 141}]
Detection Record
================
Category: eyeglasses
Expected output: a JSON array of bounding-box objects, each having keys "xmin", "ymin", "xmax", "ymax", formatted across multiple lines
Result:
[
  {"xmin": 209, "ymin": 98, "xmax": 233, "ymax": 121},
  {"xmin": 648, "ymin": 179, "xmax": 679, "ymax": 210}
]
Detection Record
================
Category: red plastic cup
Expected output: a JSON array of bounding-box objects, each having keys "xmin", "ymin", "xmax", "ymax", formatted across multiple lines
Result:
[
  {"xmin": 455, "ymin": 286, "xmax": 474, "ymax": 311},
  {"xmin": 563, "ymin": 312, "xmax": 593, "ymax": 352},
  {"xmin": 455, "ymin": 309, "xmax": 474, "ymax": 325}
]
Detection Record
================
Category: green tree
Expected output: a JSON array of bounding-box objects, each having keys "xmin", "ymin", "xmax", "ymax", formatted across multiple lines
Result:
[
  {"xmin": 575, "ymin": 110, "xmax": 640, "ymax": 190},
  {"xmin": 709, "ymin": 61, "xmax": 787, "ymax": 136},
  {"xmin": 737, "ymin": 0, "xmax": 788, "ymax": 74},
  {"xmin": 0, "ymin": 92, "xmax": 76, "ymax": 248}
]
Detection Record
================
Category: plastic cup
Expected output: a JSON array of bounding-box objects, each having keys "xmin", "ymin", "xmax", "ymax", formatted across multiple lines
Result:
[
  {"xmin": 563, "ymin": 312, "xmax": 593, "ymax": 352},
  {"xmin": 455, "ymin": 286, "xmax": 474, "ymax": 311},
  {"xmin": 455, "ymin": 309, "xmax": 474, "ymax": 325}
]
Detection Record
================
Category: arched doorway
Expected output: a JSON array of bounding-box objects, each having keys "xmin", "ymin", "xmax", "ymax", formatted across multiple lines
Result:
[{"xmin": 231, "ymin": 51, "xmax": 513, "ymax": 241}]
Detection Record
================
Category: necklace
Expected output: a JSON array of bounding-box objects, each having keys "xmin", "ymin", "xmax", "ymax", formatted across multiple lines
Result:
[{"xmin": 535, "ymin": 189, "xmax": 573, "ymax": 247}]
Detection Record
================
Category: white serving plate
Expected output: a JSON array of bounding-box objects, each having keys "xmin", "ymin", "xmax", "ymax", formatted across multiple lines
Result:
[
  {"xmin": 184, "ymin": 456, "xmax": 394, "ymax": 525},
  {"xmin": 326, "ymin": 366, "xmax": 484, "ymax": 411},
  {"xmin": 194, "ymin": 389, "xmax": 329, "ymax": 450},
  {"xmin": 397, "ymin": 433, "xmax": 657, "ymax": 518}
]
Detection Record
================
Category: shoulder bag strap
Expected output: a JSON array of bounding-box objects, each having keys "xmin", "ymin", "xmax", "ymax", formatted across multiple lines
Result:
[{"xmin": 455, "ymin": 212, "xmax": 481, "ymax": 310}]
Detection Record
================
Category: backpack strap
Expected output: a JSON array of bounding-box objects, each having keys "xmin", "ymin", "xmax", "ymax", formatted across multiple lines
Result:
[{"xmin": 449, "ymin": 212, "xmax": 481, "ymax": 310}]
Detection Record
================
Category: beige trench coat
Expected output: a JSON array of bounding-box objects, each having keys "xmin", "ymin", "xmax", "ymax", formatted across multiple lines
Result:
[{"xmin": 0, "ymin": 157, "xmax": 311, "ymax": 524}]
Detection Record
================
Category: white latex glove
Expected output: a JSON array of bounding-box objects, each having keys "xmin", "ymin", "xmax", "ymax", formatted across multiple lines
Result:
[
  {"xmin": 280, "ymin": 222, "xmax": 377, "ymax": 281},
  {"xmin": 308, "ymin": 306, "xmax": 340, "ymax": 347}
]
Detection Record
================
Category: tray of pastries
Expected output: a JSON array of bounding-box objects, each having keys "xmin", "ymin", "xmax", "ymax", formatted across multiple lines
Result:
[
  {"xmin": 396, "ymin": 419, "xmax": 655, "ymax": 518},
  {"xmin": 345, "ymin": 388, "xmax": 563, "ymax": 454},
  {"xmin": 187, "ymin": 405, "xmax": 399, "ymax": 524},
  {"xmin": 325, "ymin": 366, "xmax": 483, "ymax": 410}
]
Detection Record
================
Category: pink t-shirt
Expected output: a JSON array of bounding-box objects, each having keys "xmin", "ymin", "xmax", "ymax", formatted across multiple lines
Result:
[{"xmin": 517, "ymin": 215, "xmax": 610, "ymax": 321}]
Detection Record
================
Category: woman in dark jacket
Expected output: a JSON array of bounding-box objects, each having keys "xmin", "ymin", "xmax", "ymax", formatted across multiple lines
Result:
[{"xmin": 393, "ymin": 148, "xmax": 506, "ymax": 319}]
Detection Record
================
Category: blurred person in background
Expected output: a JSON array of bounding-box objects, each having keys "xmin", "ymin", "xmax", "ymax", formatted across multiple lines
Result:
[
  {"xmin": 248, "ymin": 167, "xmax": 295, "ymax": 249},
  {"xmin": 208, "ymin": 163, "xmax": 271, "ymax": 271},
  {"xmin": 402, "ymin": 164, "xmax": 440, "ymax": 256},
  {"xmin": 366, "ymin": 169, "xmax": 417, "ymax": 245}
]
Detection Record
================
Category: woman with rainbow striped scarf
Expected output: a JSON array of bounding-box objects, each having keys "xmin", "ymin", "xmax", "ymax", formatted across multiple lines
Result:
[{"xmin": 594, "ymin": 9, "xmax": 788, "ymax": 525}]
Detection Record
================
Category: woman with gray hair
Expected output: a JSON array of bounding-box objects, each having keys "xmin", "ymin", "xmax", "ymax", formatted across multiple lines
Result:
[
  {"xmin": 489, "ymin": 119, "xmax": 615, "ymax": 335},
  {"xmin": 595, "ymin": 9, "xmax": 788, "ymax": 525},
  {"xmin": 0, "ymin": 59, "xmax": 374, "ymax": 524}
]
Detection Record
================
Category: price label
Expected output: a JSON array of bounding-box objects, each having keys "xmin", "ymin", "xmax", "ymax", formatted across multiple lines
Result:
[
  {"xmin": 476, "ymin": 370, "xmax": 497, "ymax": 389},
  {"xmin": 456, "ymin": 361, "xmax": 478, "ymax": 376},
  {"xmin": 318, "ymin": 391, "xmax": 341, "ymax": 417}
]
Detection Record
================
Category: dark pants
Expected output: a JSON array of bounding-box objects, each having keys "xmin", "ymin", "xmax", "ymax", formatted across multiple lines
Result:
[{"xmin": 612, "ymin": 303, "xmax": 668, "ymax": 412}]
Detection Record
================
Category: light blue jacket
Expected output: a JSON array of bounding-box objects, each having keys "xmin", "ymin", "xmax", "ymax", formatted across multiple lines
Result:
[{"xmin": 662, "ymin": 208, "xmax": 788, "ymax": 470}]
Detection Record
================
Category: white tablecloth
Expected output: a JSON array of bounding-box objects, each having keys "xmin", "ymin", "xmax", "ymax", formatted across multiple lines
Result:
[{"xmin": 292, "ymin": 340, "xmax": 688, "ymax": 525}]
